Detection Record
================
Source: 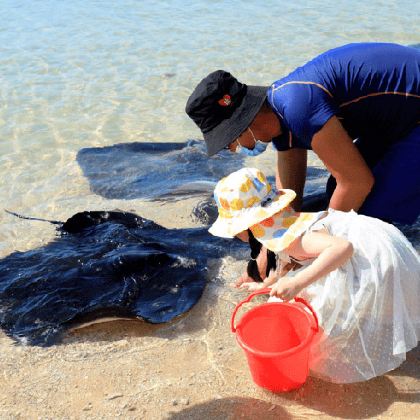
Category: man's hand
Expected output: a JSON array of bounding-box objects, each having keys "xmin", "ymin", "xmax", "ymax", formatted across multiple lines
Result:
[{"xmin": 269, "ymin": 277, "xmax": 303, "ymax": 301}]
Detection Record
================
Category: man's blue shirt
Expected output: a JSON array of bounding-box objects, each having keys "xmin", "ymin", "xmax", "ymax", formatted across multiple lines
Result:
[{"xmin": 267, "ymin": 43, "xmax": 420, "ymax": 151}]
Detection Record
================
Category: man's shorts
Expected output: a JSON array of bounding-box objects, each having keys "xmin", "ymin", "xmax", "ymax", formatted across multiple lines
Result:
[{"xmin": 326, "ymin": 125, "xmax": 420, "ymax": 224}]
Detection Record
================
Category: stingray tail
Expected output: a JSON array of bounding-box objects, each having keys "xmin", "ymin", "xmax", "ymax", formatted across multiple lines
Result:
[{"xmin": 5, "ymin": 209, "xmax": 62, "ymax": 225}]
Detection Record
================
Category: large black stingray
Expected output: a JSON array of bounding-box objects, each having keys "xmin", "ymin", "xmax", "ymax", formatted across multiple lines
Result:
[
  {"xmin": 76, "ymin": 139, "xmax": 330, "ymax": 224},
  {"xmin": 76, "ymin": 140, "xmax": 246, "ymax": 201},
  {"xmin": 0, "ymin": 210, "xmax": 247, "ymax": 346},
  {"xmin": 76, "ymin": 139, "xmax": 330, "ymax": 204}
]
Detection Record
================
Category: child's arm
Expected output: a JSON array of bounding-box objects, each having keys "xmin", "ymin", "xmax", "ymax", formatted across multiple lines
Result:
[
  {"xmin": 238, "ymin": 258, "xmax": 295, "ymax": 292},
  {"xmin": 237, "ymin": 268, "xmax": 276, "ymax": 292},
  {"xmin": 232, "ymin": 246, "xmax": 269, "ymax": 288},
  {"xmin": 270, "ymin": 231, "xmax": 353, "ymax": 300}
]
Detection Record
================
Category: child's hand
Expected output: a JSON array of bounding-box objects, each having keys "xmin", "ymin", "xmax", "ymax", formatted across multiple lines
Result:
[
  {"xmin": 269, "ymin": 277, "xmax": 302, "ymax": 301},
  {"xmin": 239, "ymin": 281, "xmax": 265, "ymax": 292},
  {"xmin": 231, "ymin": 272, "xmax": 254, "ymax": 288}
]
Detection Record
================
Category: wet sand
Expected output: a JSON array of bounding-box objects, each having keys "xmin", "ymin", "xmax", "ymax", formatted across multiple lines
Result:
[{"xmin": 1, "ymin": 200, "xmax": 419, "ymax": 419}]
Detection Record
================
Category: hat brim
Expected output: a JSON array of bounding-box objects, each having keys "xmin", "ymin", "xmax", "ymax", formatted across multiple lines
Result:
[
  {"xmin": 208, "ymin": 189, "xmax": 296, "ymax": 238},
  {"xmin": 253, "ymin": 211, "xmax": 327, "ymax": 252},
  {"xmin": 204, "ymin": 85, "xmax": 269, "ymax": 157}
]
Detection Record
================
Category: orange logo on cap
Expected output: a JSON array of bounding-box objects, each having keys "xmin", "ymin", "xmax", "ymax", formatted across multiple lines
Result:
[{"xmin": 218, "ymin": 94, "xmax": 232, "ymax": 106}]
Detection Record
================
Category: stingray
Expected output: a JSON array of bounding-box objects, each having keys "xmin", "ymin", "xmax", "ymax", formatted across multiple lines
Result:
[
  {"xmin": 0, "ymin": 210, "xmax": 247, "ymax": 346},
  {"xmin": 76, "ymin": 139, "xmax": 330, "ymax": 205},
  {"xmin": 76, "ymin": 140, "xmax": 246, "ymax": 201},
  {"xmin": 76, "ymin": 139, "xmax": 330, "ymax": 224}
]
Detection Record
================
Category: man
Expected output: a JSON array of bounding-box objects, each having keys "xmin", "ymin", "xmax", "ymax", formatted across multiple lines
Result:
[{"xmin": 185, "ymin": 43, "xmax": 420, "ymax": 224}]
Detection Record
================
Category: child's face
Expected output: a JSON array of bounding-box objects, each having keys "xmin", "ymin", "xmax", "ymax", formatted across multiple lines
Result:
[{"xmin": 235, "ymin": 230, "xmax": 249, "ymax": 243}]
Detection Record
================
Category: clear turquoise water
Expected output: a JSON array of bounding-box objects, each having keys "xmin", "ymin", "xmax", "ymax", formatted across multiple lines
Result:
[{"xmin": 0, "ymin": 0, "xmax": 419, "ymax": 254}]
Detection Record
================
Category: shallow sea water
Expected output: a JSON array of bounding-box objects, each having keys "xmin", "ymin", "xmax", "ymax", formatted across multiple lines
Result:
[{"xmin": 0, "ymin": 1, "xmax": 419, "ymax": 332}]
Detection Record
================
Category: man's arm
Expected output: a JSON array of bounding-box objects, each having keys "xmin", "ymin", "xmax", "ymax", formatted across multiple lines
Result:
[
  {"xmin": 276, "ymin": 148, "xmax": 307, "ymax": 211},
  {"xmin": 312, "ymin": 116, "xmax": 374, "ymax": 211}
]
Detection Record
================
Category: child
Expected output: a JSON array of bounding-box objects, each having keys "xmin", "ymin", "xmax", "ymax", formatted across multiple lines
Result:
[{"xmin": 209, "ymin": 167, "xmax": 420, "ymax": 383}]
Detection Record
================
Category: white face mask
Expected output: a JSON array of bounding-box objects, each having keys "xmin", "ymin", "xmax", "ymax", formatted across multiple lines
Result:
[{"xmin": 236, "ymin": 128, "xmax": 269, "ymax": 157}]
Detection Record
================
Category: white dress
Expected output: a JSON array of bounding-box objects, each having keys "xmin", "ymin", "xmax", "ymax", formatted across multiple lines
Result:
[{"xmin": 283, "ymin": 210, "xmax": 420, "ymax": 383}]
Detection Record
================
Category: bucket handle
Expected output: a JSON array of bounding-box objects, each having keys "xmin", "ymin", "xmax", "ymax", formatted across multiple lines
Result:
[
  {"xmin": 293, "ymin": 296, "xmax": 319, "ymax": 333},
  {"xmin": 231, "ymin": 287, "xmax": 319, "ymax": 333}
]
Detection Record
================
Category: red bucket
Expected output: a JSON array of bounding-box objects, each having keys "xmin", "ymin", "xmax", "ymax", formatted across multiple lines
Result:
[{"xmin": 231, "ymin": 288, "xmax": 319, "ymax": 392}]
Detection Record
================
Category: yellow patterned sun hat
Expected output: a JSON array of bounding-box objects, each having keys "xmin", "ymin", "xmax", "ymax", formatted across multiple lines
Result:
[
  {"xmin": 249, "ymin": 206, "xmax": 327, "ymax": 252},
  {"xmin": 208, "ymin": 168, "xmax": 296, "ymax": 238}
]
